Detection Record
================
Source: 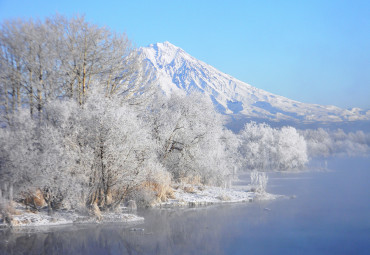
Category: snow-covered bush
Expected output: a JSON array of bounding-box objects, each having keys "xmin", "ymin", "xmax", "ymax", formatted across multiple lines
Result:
[
  {"xmin": 126, "ymin": 187, "xmax": 156, "ymax": 209},
  {"xmin": 239, "ymin": 122, "xmax": 308, "ymax": 171},
  {"xmin": 144, "ymin": 164, "xmax": 174, "ymax": 202},
  {"xmin": 125, "ymin": 161, "xmax": 173, "ymax": 207},
  {"xmin": 250, "ymin": 171, "xmax": 268, "ymax": 194}
]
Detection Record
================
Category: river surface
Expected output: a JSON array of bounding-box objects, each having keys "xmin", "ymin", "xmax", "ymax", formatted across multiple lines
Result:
[{"xmin": 0, "ymin": 157, "xmax": 369, "ymax": 255}]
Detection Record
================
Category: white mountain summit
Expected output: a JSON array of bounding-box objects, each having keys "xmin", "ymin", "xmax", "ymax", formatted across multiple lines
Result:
[{"xmin": 141, "ymin": 41, "xmax": 370, "ymax": 123}]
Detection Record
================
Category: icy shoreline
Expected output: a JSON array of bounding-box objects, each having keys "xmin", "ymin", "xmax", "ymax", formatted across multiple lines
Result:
[
  {"xmin": 157, "ymin": 184, "xmax": 281, "ymax": 208},
  {"xmin": 0, "ymin": 205, "xmax": 144, "ymax": 229},
  {"xmin": 1, "ymin": 184, "xmax": 281, "ymax": 229}
]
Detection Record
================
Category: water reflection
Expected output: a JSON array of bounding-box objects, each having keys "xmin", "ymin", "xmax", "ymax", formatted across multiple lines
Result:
[
  {"xmin": 1, "ymin": 157, "xmax": 369, "ymax": 255},
  {"xmin": 0, "ymin": 203, "xmax": 272, "ymax": 255}
]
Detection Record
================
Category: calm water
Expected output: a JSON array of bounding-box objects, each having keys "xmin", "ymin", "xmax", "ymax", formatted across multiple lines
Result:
[{"xmin": 1, "ymin": 157, "xmax": 369, "ymax": 255}]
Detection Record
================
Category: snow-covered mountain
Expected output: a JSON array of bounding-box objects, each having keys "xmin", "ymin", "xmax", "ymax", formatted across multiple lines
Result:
[{"xmin": 141, "ymin": 41, "xmax": 370, "ymax": 123}]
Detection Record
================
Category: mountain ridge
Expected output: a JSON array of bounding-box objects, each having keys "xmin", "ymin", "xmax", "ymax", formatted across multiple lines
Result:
[{"xmin": 140, "ymin": 41, "xmax": 370, "ymax": 123}]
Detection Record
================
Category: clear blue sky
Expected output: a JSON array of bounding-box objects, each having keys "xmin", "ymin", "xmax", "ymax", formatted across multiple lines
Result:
[{"xmin": 0, "ymin": 0, "xmax": 369, "ymax": 109}]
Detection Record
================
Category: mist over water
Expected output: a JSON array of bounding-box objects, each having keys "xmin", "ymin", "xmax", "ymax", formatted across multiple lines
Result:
[{"xmin": 1, "ymin": 157, "xmax": 369, "ymax": 255}]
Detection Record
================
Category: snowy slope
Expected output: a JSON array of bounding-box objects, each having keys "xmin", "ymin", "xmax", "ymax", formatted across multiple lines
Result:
[{"xmin": 141, "ymin": 42, "xmax": 370, "ymax": 123}]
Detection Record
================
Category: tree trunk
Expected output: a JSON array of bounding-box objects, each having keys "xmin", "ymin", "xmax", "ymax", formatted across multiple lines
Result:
[
  {"xmin": 37, "ymin": 89, "xmax": 42, "ymax": 113},
  {"xmin": 16, "ymin": 86, "xmax": 20, "ymax": 110},
  {"xmin": 47, "ymin": 200, "xmax": 53, "ymax": 215},
  {"xmin": 4, "ymin": 82, "xmax": 9, "ymax": 120},
  {"xmin": 29, "ymin": 86, "xmax": 33, "ymax": 116},
  {"xmin": 16, "ymin": 63, "xmax": 21, "ymax": 110},
  {"xmin": 81, "ymin": 36, "xmax": 87, "ymax": 105},
  {"xmin": 100, "ymin": 141, "xmax": 106, "ymax": 208},
  {"xmin": 11, "ymin": 87, "xmax": 16, "ymax": 113},
  {"xmin": 37, "ymin": 64, "xmax": 43, "ymax": 116},
  {"xmin": 9, "ymin": 183, "xmax": 13, "ymax": 202},
  {"xmin": 29, "ymin": 71, "xmax": 34, "ymax": 116},
  {"xmin": 82, "ymin": 61, "xmax": 86, "ymax": 105},
  {"xmin": 69, "ymin": 81, "xmax": 74, "ymax": 99}
]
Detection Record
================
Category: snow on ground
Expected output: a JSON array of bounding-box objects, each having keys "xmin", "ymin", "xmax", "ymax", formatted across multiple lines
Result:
[
  {"xmin": 1, "ymin": 184, "xmax": 281, "ymax": 228},
  {"xmin": 157, "ymin": 184, "xmax": 281, "ymax": 208},
  {"xmin": 2, "ymin": 203, "xmax": 144, "ymax": 228}
]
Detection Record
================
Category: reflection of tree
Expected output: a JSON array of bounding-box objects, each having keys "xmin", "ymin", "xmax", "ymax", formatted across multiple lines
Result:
[{"xmin": 0, "ymin": 205, "xmax": 264, "ymax": 254}]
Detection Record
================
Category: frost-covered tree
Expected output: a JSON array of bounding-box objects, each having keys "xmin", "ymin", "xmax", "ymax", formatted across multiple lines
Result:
[
  {"xmin": 42, "ymin": 88, "xmax": 167, "ymax": 210},
  {"xmin": 146, "ymin": 92, "xmax": 238, "ymax": 186},
  {"xmin": 0, "ymin": 88, "xmax": 171, "ymax": 211},
  {"xmin": 0, "ymin": 14, "xmax": 149, "ymax": 122},
  {"xmin": 300, "ymin": 128, "xmax": 370, "ymax": 157},
  {"xmin": 277, "ymin": 126, "xmax": 308, "ymax": 170},
  {"xmin": 0, "ymin": 15, "xmax": 162, "ymax": 211},
  {"xmin": 239, "ymin": 122, "xmax": 308, "ymax": 171},
  {"xmin": 0, "ymin": 109, "xmax": 73, "ymax": 212},
  {"xmin": 73, "ymin": 89, "xmax": 161, "ymax": 209}
]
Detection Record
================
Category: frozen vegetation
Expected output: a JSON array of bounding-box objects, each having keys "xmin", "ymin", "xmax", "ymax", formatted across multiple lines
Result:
[
  {"xmin": 0, "ymin": 15, "xmax": 369, "ymax": 228},
  {"xmin": 0, "ymin": 200, "xmax": 144, "ymax": 228},
  {"xmin": 300, "ymin": 128, "xmax": 370, "ymax": 157},
  {"xmin": 239, "ymin": 122, "xmax": 308, "ymax": 171}
]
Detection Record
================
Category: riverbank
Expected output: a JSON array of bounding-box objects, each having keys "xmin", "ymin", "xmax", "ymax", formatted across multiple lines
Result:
[
  {"xmin": 0, "ymin": 202, "xmax": 144, "ymax": 228},
  {"xmin": 2, "ymin": 158, "xmax": 369, "ymax": 255},
  {"xmin": 0, "ymin": 184, "xmax": 280, "ymax": 228},
  {"xmin": 157, "ymin": 184, "xmax": 280, "ymax": 208}
]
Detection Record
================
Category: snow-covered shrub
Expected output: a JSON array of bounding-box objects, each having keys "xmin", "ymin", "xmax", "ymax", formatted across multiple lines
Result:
[
  {"xmin": 239, "ymin": 122, "xmax": 308, "ymax": 171},
  {"xmin": 141, "ymin": 162, "xmax": 174, "ymax": 203},
  {"xmin": 250, "ymin": 171, "xmax": 268, "ymax": 194},
  {"xmin": 217, "ymin": 194, "xmax": 231, "ymax": 201},
  {"xmin": 0, "ymin": 200, "xmax": 16, "ymax": 224},
  {"xmin": 126, "ymin": 187, "xmax": 156, "ymax": 208}
]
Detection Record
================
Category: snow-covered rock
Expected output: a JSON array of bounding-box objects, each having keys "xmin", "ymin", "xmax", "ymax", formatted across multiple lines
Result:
[{"xmin": 141, "ymin": 42, "xmax": 370, "ymax": 123}]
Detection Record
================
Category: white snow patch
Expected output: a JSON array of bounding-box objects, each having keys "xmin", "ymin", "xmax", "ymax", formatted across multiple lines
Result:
[
  {"xmin": 4, "ymin": 204, "xmax": 144, "ymax": 228},
  {"xmin": 157, "ymin": 185, "xmax": 281, "ymax": 208}
]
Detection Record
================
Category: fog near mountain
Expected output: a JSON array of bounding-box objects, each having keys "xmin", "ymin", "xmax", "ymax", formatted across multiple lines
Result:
[
  {"xmin": 141, "ymin": 42, "xmax": 370, "ymax": 124},
  {"xmin": 300, "ymin": 128, "xmax": 370, "ymax": 158}
]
